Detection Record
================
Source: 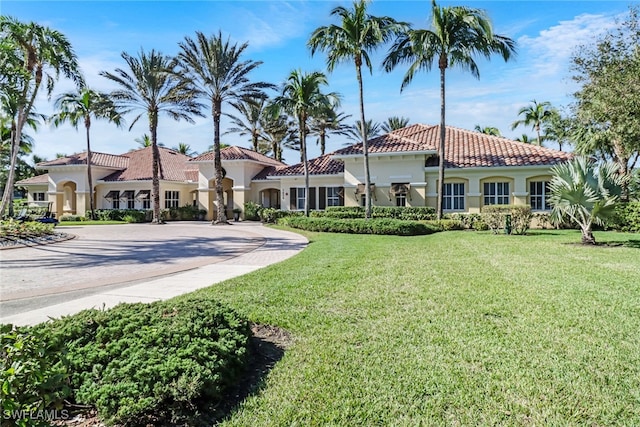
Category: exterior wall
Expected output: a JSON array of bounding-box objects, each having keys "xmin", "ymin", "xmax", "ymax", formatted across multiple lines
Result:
[
  {"xmin": 341, "ymin": 155, "xmax": 428, "ymax": 208},
  {"xmin": 279, "ymin": 175, "xmax": 346, "ymax": 211},
  {"xmin": 95, "ymin": 182, "xmax": 197, "ymax": 211},
  {"xmin": 24, "ymin": 186, "xmax": 49, "ymax": 205},
  {"xmin": 425, "ymin": 166, "xmax": 555, "ymax": 214}
]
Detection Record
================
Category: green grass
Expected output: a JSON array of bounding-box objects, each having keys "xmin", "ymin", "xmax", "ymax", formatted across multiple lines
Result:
[
  {"xmin": 56, "ymin": 220, "xmax": 126, "ymax": 226},
  {"xmin": 186, "ymin": 229, "xmax": 640, "ymax": 426}
]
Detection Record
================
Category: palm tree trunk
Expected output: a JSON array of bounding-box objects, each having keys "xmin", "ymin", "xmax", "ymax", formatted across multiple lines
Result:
[
  {"xmin": 356, "ymin": 62, "xmax": 372, "ymax": 219},
  {"xmin": 320, "ymin": 130, "xmax": 326, "ymax": 156},
  {"xmin": 213, "ymin": 100, "xmax": 227, "ymax": 224},
  {"xmin": 581, "ymin": 225, "xmax": 596, "ymax": 245},
  {"xmin": 150, "ymin": 112, "xmax": 162, "ymax": 224},
  {"xmin": 301, "ymin": 116, "xmax": 310, "ymax": 217},
  {"xmin": 437, "ymin": 60, "xmax": 446, "ymax": 221},
  {"xmin": 85, "ymin": 118, "xmax": 95, "ymax": 220}
]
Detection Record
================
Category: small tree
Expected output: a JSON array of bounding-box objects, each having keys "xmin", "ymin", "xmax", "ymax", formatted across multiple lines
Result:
[{"xmin": 549, "ymin": 156, "xmax": 626, "ymax": 245}]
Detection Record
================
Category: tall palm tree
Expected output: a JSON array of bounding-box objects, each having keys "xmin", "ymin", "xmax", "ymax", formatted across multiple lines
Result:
[
  {"xmin": 511, "ymin": 100, "xmax": 553, "ymax": 146},
  {"xmin": 544, "ymin": 109, "xmax": 572, "ymax": 152},
  {"xmin": 309, "ymin": 0, "xmax": 407, "ymax": 219},
  {"xmin": 51, "ymin": 88, "xmax": 122, "ymax": 219},
  {"xmin": 172, "ymin": 142, "xmax": 196, "ymax": 156},
  {"xmin": 383, "ymin": 1, "xmax": 516, "ymax": 219},
  {"xmin": 272, "ymin": 70, "xmax": 336, "ymax": 216},
  {"xmin": 0, "ymin": 17, "xmax": 83, "ymax": 217},
  {"xmin": 381, "ymin": 116, "xmax": 410, "ymax": 133},
  {"xmin": 225, "ymin": 96, "xmax": 266, "ymax": 152},
  {"xmin": 549, "ymin": 157, "xmax": 626, "ymax": 245},
  {"xmin": 345, "ymin": 119, "xmax": 381, "ymax": 143},
  {"xmin": 474, "ymin": 124, "xmax": 501, "ymax": 136},
  {"xmin": 101, "ymin": 49, "xmax": 202, "ymax": 223},
  {"xmin": 261, "ymin": 105, "xmax": 295, "ymax": 162},
  {"xmin": 178, "ymin": 31, "xmax": 274, "ymax": 224},
  {"xmin": 309, "ymin": 99, "xmax": 351, "ymax": 156}
]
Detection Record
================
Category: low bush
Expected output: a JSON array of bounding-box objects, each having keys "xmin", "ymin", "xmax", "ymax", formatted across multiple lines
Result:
[
  {"xmin": 317, "ymin": 206, "xmax": 438, "ymax": 221},
  {"xmin": 33, "ymin": 297, "xmax": 251, "ymax": 426},
  {"xmin": 0, "ymin": 220, "xmax": 55, "ymax": 239},
  {"xmin": 610, "ymin": 202, "xmax": 640, "ymax": 232},
  {"xmin": 59, "ymin": 215, "xmax": 86, "ymax": 222},
  {"xmin": 1, "ymin": 324, "xmax": 70, "ymax": 426},
  {"xmin": 260, "ymin": 208, "xmax": 303, "ymax": 223},
  {"xmin": 426, "ymin": 219, "xmax": 465, "ymax": 231},
  {"xmin": 280, "ymin": 216, "xmax": 440, "ymax": 236},
  {"xmin": 243, "ymin": 201, "xmax": 261, "ymax": 221},
  {"xmin": 447, "ymin": 213, "xmax": 489, "ymax": 230},
  {"xmin": 481, "ymin": 205, "xmax": 532, "ymax": 235}
]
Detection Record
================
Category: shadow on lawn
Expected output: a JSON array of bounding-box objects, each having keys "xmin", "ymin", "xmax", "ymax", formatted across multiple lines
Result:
[{"xmin": 599, "ymin": 239, "xmax": 640, "ymax": 249}]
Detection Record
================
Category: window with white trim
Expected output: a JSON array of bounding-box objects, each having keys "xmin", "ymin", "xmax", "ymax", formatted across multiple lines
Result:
[
  {"xmin": 112, "ymin": 191, "xmax": 120, "ymax": 209},
  {"xmin": 327, "ymin": 187, "xmax": 341, "ymax": 207},
  {"xmin": 395, "ymin": 193, "xmax": 407, "ymax": 207},
  {"xmin": 483, "ymin": 182, "xmax": 510, "ymax": 205},
  {"xmin": 443, "ymin": 183, "xmax": 465, "ymax": 210},
  {"xmin": 530, "ymin": 181, "xmax": 550, "ymax": 211},
  {"xmin": 296, "ymin": 187, "xmax": 306, "ymax": 210},
  {"xmin": 164, "ymin": 191, "xmax": 180, "ymax": 209},
  {"xmin": 33, "ymin": 192, "xmax": 45, "ymax": 202}
]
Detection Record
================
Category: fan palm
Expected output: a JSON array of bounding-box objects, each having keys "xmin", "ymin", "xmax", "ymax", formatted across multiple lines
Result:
[
  {"xmin": 383, "ymin": 0, "xmax": 516, "ymax": 219},
  {"xmin": 51, "ymin": 88, "xmax": 122, "ymax": 219},
  {"xmin": 549, "ymin": 156, "xmax": 626, "ymax": 245},
  {"xmin": 0, "ymin": 16, "xmax": 83, "ymax": 217},
  {"xmin": 101, "ymin": 49, "xmax": 202, "ymax": 223},
  {"xmin": 511, "ymin": 100, "xmax": 553, "ymax": 146},
  {"xmin": 178, "ymin": 31, "xmax": 274, "ymax": 224},
  {"xmin": 381, "ymin": 116, "xmax": 410, "ymax": 133},
  {"xmin": 225, "ymin": 96, "xmax": 267, "ymax": 152},
  {"xmin": 309, "ymin": 100, "xmax": 351, "ymax": 156},
  {"xmin": 309, "ymin": 0, "xmax": 407, "ymax": 218},
  {"xmin": 271, "ymin": 70, "xmax": 337, "ymax": 216}
]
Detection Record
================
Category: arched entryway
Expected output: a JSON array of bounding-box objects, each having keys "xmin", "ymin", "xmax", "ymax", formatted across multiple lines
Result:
[
  {"xmin": 56, "ymin": 181, "xmax": 77, "ymax": 217},
  {"xmin": 260, "ymin": 188, "xmax": 281, "ymax": 209}
]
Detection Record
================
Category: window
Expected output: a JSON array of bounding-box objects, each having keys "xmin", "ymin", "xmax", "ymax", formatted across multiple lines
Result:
[
  {"xmin": 444, "ymin": 183, "xmax": 465, "ymax": 210},
  {"xmin": 122, "ymin": 190, "xmax": 135, "ymax": 209},
  {"xmin": 327, "ymin": 187, "xmax": 342, "ymax": 207},
  {"xmin": 483, "ymin": 182, "xmax": 510, "ymax": 205},
  {"xmin": 143, "ymin": 198, "xmax": 151, "ymax": 210},
  {"xmin": 164, "ymin": 191, "xmax": 180, "ymax": 209},
  {"xmin": 33, "ymin": 192, "xmax": 45, "ymax": 202},
  {"xmin": 111, "ymin": 191, "xmax": 120, "ymax": 209},
  {"xmin": 396, "ymin": 193, "xmax": 407, "ymax": 207},
  {"xmin": 296, "ymin": 187, "xmax": 306, "ymax": 210},
  {"xmin": 360, "ymin": 194, "xmax": 366, "ymax": 207},
  {"xmin": 530, "ymin": 181, "xmax": 550, "ymax": 210}
]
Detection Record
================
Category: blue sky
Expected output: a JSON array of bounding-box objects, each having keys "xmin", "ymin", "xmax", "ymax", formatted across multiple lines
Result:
[{"xmin": 2, "ymin": 0, "xmax": 636, "ymax": 163}]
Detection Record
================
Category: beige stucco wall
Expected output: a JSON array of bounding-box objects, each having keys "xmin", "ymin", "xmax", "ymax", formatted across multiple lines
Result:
[{"xmin": 280, "ymin": 175, "xmax": 345, "ymax": 211}]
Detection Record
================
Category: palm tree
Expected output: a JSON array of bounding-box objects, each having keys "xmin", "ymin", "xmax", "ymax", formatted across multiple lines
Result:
[
  {"xmin": 309, "ymin": 0, "xmax": 407, "ymax": 219},
  {"xmin": 511, "ymin": 100, "xmax": 553, "ymax": 146},
  {"xmin": 0, "ymin": 17, "xmax": 83, "ymax": 217},
  {"xmin": 381, "ymin": 116, "xmax": 410, "ymax": 133},
  {"xmin": 135, "ymin": 133, "xmax": 152, "ymax": 148},
  {"xmin": 261, "ymin": 105, "xmax": 295, "ymax": 162},
  {"xmin": 474, "ymin": 125, "xmax": 501, "ymax": 136},
  {"xmin": 177, "ymin": 31, "xmax": 274, "ymax": 224},
  {"xmin": 515, "ymin": 134, "xmax": 534, "ymax": 144},
  {"xmin": 172, "ymin": 142, "xmax": 196, "ymax": 156},
  {"xmin": 549, "ymin": 157, "xmax": 626, "ymax": 245},
  {"xmin": 383, "ymin": 1, "xmax": 516, "ymax": 219},
  {"xmin": 51, "ymin": 88, "xmax": 122, "ymax": 219},
  {"xmin": 544, "ymin": 109, "xmax": 572, "ymax": 151},
  {"xmin": 309, "ymin": 100, "xmax": 351, "ymax": 156},
  {"xmin": 272, "ymin": 70, "xmax": 336, "ymax": 216},
  {"xmin": 225, "ymin": 96, "xmax": 266, "ymax": 152},
  {"xmin": 345, "ymin": 119, "xmax": 381, "ymax": 143},
  {"xmin": 101, "ymin": 49, "xmax": 202, "ymax": 223}
]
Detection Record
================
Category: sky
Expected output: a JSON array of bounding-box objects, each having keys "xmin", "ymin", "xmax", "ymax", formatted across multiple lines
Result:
[{"xmin": 2, "ymin": 0, "xmax": 637, "ymax": 164}]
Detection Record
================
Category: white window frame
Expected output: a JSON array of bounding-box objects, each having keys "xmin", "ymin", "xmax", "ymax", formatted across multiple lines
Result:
[
  {"xmin": 443, "ymin": 183, "xmax": 465, "ymax": 211},
  {"xmin": 483, "ymin": 182, "xmax": 510, "ymax": 205},
  {"xmin": 112, "ymin": 191, "xmax": 120, "ymax": 209},
  {"xmin": 395, "ymin": 193, "xmax": 407, "ymax": 207},
  {"xmin": 33, "ymin": 192, "xmax": 45, "ymax": 202},
  {"xmin": 296, "ymin": 187, "xmax": 306, "ymax": 211},
  {"xmin": 327, "ymin": 187, "xmax": 341, "ymax": 207},
  {"xmin": 530, "ymin": 181, "xmax": 550, "ymax": 211},
  {"xmin": 164, "ymin": 191, "xmax": 180, "ymax": 209}
]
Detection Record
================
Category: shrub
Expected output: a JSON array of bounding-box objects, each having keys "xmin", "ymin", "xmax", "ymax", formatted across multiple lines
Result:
[
  {"xmin": 33, "ymin": 297, "xmax": 251, "ymax": 426},
  {"xmin": 314, "ymin": 206, "xmax": 437, "ymax": 221},
  {"xmin": 280, "ymin": 216, "xmax": 440, "ymax": 236},
  {"xmin": 243, "ymin": 202, "xmax": 261, "ymax": 221},
  {"xmin": 59, "ymin": 215, "xmax": 85, "ymax": 222},
  {"xmin": 1, "ymin": 324, "xmax": 70, "ymax": 427},
  {"xmin": 0, "ymin": 220, "xmax": 55, "ymax": 239},
  {"xmin": 260, "ymin": 208, "xmax": 303, "ymax": 223},
  {"xmin": 427, "ymin": 219, "xmax": 465, "ymax": 231},
  {"xmin": 481, "ymin": 205, "xmax": 532, "ymax": 235},
  {"xmin": 611, "ymin": 202, "xmax": 640, "ymax": 232},
  {"xmin": 448, "ymin": 213, "xmax": 489, "ymax": 230}
]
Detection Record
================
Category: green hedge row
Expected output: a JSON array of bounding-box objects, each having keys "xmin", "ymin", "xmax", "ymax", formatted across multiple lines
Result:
[
  {"xmin": 610, "ymin": 202, "xmax": 640, "ymax": 232},
  {"xmin": 279, "ymin": 216, "xmax": 441, "ymax": 236},
  {"xmin": 312, "ymin": 206, "xmax": 438, "ymax": 221},
  {"xmin": 90, "ymin": 205, "xmax": 207, "ymax": 222},
  {"xmin": 28, "ymin": 297, "xmax": 250, "ymax": 426}
]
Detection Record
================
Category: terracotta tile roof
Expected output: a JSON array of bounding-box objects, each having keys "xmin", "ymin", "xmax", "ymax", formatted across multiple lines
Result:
[
  {"xmin": 102, "ymin": 147, "xmax": 195, "ymax": 182},
  {"xmin": 268, "ymin": 154, "xmax": 344, "ymax": 177},
  {"xmin": 16, "ymin": 174, "xmax": 49, "ymax": 185},
  {"xmin": 191, "ymin": 146, "xmax": 285, "ymax": 166},
  {"xmin": 252, "ymin": 165, "xmax": 287, "ymax": 181},
  {"xmin": 37, "ymin": 152, "xmax": 129, "ymax": 169},
  {"xmin": 333, "ymin": 131, "xmax": 431, "ymax": 156}
]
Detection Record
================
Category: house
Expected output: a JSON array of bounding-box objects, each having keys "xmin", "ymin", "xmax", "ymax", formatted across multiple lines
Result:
[{"xmin": 16, "ymin": 124, "xmax": 572, "ymax": 219}]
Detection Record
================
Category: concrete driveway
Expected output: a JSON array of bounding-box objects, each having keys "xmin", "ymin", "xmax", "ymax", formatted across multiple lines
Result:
[{"xmin": 0, "ymin": 222, "xmax": 307, "ymax": 325}]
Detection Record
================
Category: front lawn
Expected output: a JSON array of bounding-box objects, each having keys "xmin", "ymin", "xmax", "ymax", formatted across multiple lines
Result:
[{"xmin": 188, "ymin": 229, "xmax": 640, "ymax": 426}]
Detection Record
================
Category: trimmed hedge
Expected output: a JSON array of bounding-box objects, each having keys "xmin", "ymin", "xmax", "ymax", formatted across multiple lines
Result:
[
  {"xmin": 32, "ymin": 297, "xmax": 251, "ymax": 426},
  {"xmin": 314, "ymin": 206, "xmax": 437, "ymax": 221},
  {"xmin": 481, "ymin": 205, "xmax": 533, "ymax": 235},
  {"xmin": 280, "ymin": 216, "xmax": 440, "ymax": 236},
  {"xmin": 611, "ymin": 202, "xmax": 640, "ymax": 232}
]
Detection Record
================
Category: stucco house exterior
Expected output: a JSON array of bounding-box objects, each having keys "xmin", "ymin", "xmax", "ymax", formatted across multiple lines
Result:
[{"xmin": 16, "ymin": 124, "xmax": 572, "ymax": 219}]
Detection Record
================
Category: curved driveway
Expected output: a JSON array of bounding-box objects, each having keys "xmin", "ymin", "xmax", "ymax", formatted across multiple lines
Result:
[{"xmin": 0, "ymin": 222, "xmax": 307, "ymax": 325}]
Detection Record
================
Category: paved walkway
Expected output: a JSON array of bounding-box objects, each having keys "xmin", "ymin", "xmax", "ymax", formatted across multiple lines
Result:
[{"xmin": 0, "ymin": 222, "xmax": 307, "ymax": 326}]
